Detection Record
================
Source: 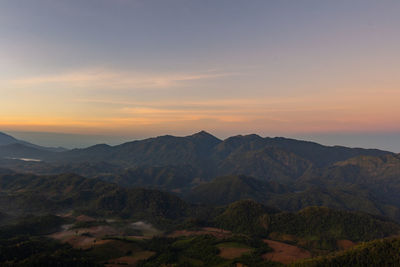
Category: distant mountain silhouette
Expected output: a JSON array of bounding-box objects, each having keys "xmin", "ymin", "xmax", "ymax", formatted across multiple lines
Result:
[
  {"xmin": 0, "ymin": 143, "xmax": 53, "ymax": 159},
  {"xmin": 0, "ymin": 131, "xmax": 66, "ymax": 154},
  {"xmin": 0, "ymin": 132, "xmax": 20, "ymax": 146}
]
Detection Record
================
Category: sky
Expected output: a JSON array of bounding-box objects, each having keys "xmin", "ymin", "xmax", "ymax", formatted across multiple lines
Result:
[{"xmin": 1, "ymin": 0, "xmax": 400, "ymax": 151}]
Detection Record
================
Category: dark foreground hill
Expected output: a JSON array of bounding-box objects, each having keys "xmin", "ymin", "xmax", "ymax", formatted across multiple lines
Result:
[
  {"xmin": 215, "ymin": 200, "xmax": 400, "ymax": 251},
  {"xmin": 185, "ymin": 174, "xmax": 400, "ymax": 221},
  {"xmin": 0, "ymin": 170, "xmax": 399, "ymax": 265},
  {"xmin": 300, "ymin": 153, "xmax": 400, "ymax": 206},
  {"xmin": 1, "ymin": 171, "xmax": 399, "ymax": 244},
  {"xmin": 0, "ymin": 172, "xmax": 192, "ymax": 225},
  {"xmin": 292, "ymin": 237, "xmax": 400, "ymax": 266}
]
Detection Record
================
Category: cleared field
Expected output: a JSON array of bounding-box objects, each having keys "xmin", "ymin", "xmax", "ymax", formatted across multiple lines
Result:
[
  {"xmin": 105, "ymin": 251, "xmax": 155, "ymax": 267},
  {"xmin": 217, "ymin": 242, "xmax": 252, "ymax": 259},
  {"xmin": 50, "ymin": 225, "xmax": 121, "ymax": 248},
  {"xmin": 169, "ymin": 227, "xmax": 231, "ymax": 239},
  {"xmin": 337, "ymin": 239, "xmax": 356, "ymax": 250},
  {"xmin": 217, "ymin": 242, "xmax": 251, "ymax": 248},
  {"xmin": 76, "ymin": 214, "xmax": 96, "ymax": 222},
  {"xmin": 262, "ymin": 239, "xmax": 311, "ymax": 264},
  {"xmin": 88, "ymin": 239, "xmax": 147, "ymax": 262}
]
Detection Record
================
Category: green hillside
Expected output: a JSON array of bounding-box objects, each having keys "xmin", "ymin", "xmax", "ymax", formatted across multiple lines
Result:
[
  {"xmin": 2, "ymin": 131, "xmax": 398, "ymax": 225},
  {"xmin": 216, "ymin": 147, "xmax": 313, "ymax": 184},
  {"xmin": 269, "ymin": 206, "xmax": 400, "ymax": 243},
  {"xmin": 110, "ymin": 165, "xmax": 199, "ymax": 191},
  {"xmin": 0, "ymin": 173, "xmax": 192, "ymax": 225},
  {"xmin": 215, "ymin": 200, "xmax": 279, "ymax": 236},
  {"xmin": 188, "ymin": 175, "xmax": 289, "ymax": 205},
  {"xmin": 292, "ymin": 237, "xmax": 400, "ymax": 266},
  {"xmin": 215, "ymin": 201, "xmax": 400, "ymax": 250}
]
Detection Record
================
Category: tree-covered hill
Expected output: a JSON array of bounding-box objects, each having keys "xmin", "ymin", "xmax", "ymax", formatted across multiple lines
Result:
[
  {"xmin": 0, "ymin": 172, "xmax": 192, "ymax": 225},
  {"xmin": 187, "ymin": 175, "xmax": 290, "ymax": 205},
  {"xmin": 265, "ymin": 186, "xmax": 400, "ymax": 221},
  {"xmin": 0, "ymin": 132, "xmax": 400, "ymax": 229},
  {"xmin": 215, "ymin": 147, "xmax": 313, "ymax": 183},
  {"xmin": 3, "ymin": 131, "xmax": 389, "ymax": 180},
  {"xmin": 295, "ymin": 154, "xmax": 400, "ymax": 218},
  {"xmin": 0, "ymin": 168, "xmax": 399, "ymax": 265},
  {"xmin": 1, "ymin": 131, "xmax": 399, "ymax": 224},
  {"xmin": 215, "ymin": 200, "xmax": 400, "ymax": 250},
  {"xmin": 185, "ymin": 174, "xmax": 400, "ymax": 221},
  {"xmin": 292, "ymin": 237, "xmax": 400, "ymax": 266},
  {"xmin": 215, "ymin": 200, "xmax": 279, "ymax": 236},
  {"xmin": 54, "ymin": 131, "xmax": 222, "ymax": 168},
  {"xmin": 108, "ymin": 165, "xmax": 200, "ymax": 191},
  {"xmin": 268, "ymin": 206, "xmax": 400, "ymax": 243}
]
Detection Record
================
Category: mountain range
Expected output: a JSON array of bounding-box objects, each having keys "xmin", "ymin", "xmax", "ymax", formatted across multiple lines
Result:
[
  {"xmin": 1, "ymin": 130, "xmax": 400, "ymax": 222},
  {"xmin": 1, "ymin": 131, "xmax": 400, "ymax": 265}
]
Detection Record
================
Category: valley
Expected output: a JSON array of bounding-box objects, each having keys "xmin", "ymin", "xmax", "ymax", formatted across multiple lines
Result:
[{"xmin": 0, "ymin": 131, "xmax": 400, "ymax": 266}]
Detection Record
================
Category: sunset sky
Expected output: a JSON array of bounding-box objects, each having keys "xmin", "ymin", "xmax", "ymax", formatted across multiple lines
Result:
[{"xmin": 1, "ymin": 0, "xmax": 400, "ymax": 150}]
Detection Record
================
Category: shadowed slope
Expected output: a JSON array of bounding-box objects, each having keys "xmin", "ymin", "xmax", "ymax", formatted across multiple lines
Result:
[{"xmin": 187, "ymin": 175, "xmax": 289, "ymax": 205}]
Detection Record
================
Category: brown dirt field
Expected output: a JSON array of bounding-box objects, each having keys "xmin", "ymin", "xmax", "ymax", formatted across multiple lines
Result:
[
  {"xmin": 203, "ymin": 227, "xmax": 231, "ymax": 234},
  {"xmin": 126, "ymin": 235, "xmax": 152, "ymax": 240},
  {"xmin": 168, "ymin": 227, "xmax": 231, "ymax": 239},
  {"xmin": 64, "ymin": 235, "xmax": 96, "ymax": 249},
  {"xmin": 51, "ymin": 225, "xmax": 120, "ymax": 239},
  {"xmin": 218, "ymin": 247, "xmax": 252, "ymax": 260},
  {"xmin": 94, "ymin": 239, "xmax": 113, "ymax": 246},
  {"xmin": 57, "ymin": 235, "xmax": 113, "ymax": 249},
  {"xmin": 268, "ymin": 232, "xmax": 298, "ymax": 242},
  {"xmin": 76, "ymin": 214, "xmax": 96, "ymax": 222},
  {"xmin": 63, "ymin": 185, "xmax": 74, "ymax": 194},
  {"xmin": 50, "ymin": 225, "xmax": 120, "ymax": 248},
  {"xmin": 105, "ymin": 251, "xmax": 155, "ymax": 267},
  {"xmin": 262, "ymin": 239, "xmax": 311, "ymax": 264},
  {"xmin": 87, "ymin": 225, "xmax": 120, "ymax": 235},
  {"xmin": 50, "ymin": 230, "xmax": 76, "ymax": 240},
  {"xmin": 337, "ymin": 239, "xmax": 356, "ymax": 250},
  {"xmin": 57, "ymin": 211, "xmax": 74, "ymax": 218}
]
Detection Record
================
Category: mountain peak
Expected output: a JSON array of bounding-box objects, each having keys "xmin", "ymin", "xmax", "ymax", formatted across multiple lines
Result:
[
  {"xmin": 191, "ymin": 130, "xmax": 213, "ymax": 136},
  {"xmin": 188, "ymin": 131, "xmax": 221, "ymax": 142}
]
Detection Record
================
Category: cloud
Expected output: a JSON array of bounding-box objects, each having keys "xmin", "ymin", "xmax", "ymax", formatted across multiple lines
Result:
[
  {"xmin": 8, "ymin": 68, "xmax": 234, "ymax": 90},
  {"xmin": 2, "ymin": 77, "xmax": 400, "ymax": 135}
]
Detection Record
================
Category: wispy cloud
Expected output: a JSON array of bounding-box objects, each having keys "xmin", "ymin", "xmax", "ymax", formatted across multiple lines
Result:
[
  {"xmin": 8, "ymin": 68, "xmax": 234, "ymax": 90},
  {"xmin": 2, "ymin": 76, "xmax": 400, "ymax": 135}
]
